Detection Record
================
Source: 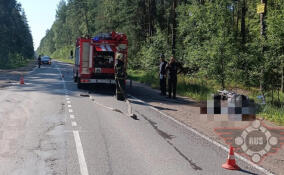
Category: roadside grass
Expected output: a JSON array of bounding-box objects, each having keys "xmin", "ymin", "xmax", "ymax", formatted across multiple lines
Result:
[
  {"xmin": 0, "ymin": 58, "xmax": 33, "ymax": 69},
  {"xmin": 128, "ymin": 70, "xmax": 216, "ymax": 101},
  {"xmin": 260, "ymin": 105, "xmax": 284, "ymax": 125},
  {"xmin": 53, "ymin": 57, "xmax": 74, "ymax": 64},
  {"xmin": 128, "ymin": 69, "xmax": 284, "ymax": 125}
]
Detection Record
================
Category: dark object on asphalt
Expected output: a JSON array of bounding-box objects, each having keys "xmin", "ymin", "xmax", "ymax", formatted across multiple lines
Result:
[
  {"xmin": 130, "ymin": 114, "xmax": 138, "ymax": 120},
  {"xmin": 112, "ymin": 108, "xmax": 123, "ymax": 114},
  {"xmin": 159, "ymin": 55, "xmax": 167, "ymax": 96},
  {"xmin": 80, "ymin": 93, "xmax": 90, "ymax": 97},
  {"xmin": 41, "ymin": 56, "xmax": 51, "ymax": 65}
]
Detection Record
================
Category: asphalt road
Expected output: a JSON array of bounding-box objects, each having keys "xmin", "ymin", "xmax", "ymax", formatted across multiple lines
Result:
[{"xmin": 0, "ymin": 61, "xmax": 271, "ymax": 175}]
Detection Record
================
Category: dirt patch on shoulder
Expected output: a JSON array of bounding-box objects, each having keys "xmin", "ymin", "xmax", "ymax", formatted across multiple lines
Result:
[{"xmin": 0, "ymin": 60, "xmax": 36, "ymax": 88}]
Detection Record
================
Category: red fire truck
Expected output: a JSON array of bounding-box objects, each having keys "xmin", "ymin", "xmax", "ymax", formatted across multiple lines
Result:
[{"xmin": 73, "ymin": 32, "xmax": 128, "ymax": 88}]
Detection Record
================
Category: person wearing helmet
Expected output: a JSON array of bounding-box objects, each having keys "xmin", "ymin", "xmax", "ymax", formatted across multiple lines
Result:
[
  {"xmin": 115, "ymin": 53, "xmax": 127, "ymax": 101},
  {"xmin": 159, "ymin": 54, "xmax": 167, "ymax": 96}
]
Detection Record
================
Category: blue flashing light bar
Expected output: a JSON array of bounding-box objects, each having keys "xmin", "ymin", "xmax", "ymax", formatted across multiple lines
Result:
[{"xmin": 93, "ymin": 37, "xmax": 100, "ymax": 41}]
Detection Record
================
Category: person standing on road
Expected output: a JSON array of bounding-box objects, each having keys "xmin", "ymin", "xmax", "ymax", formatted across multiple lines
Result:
[
  {"xmin": 38, "ymin": 55, "xmax": 41, "ymax": 68},
  {"xmin": 166, "ymin": 56, "xmax": 181, "ymax": 99},
  {"xmin": 115, "ymin": 53, "xmax": 127, "ymax": 101},
  {"xmin": 159, "ymin": 54, "xmax": 167, "ymax": 96}
]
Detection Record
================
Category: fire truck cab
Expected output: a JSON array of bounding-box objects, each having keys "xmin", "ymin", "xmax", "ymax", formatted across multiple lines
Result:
[{"xmin": 73, "ymin": 32, "xmax": 128, "ymax": 89}]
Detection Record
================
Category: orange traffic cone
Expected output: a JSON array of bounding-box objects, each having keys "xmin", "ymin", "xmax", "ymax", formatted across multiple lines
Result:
[
  {"xmin": 222, "ymin": 146, "xmax": 240, "ymax": 170},
  {"xmin": 20, "ymin": 75, "xmax": 25, "ymax": 85}
]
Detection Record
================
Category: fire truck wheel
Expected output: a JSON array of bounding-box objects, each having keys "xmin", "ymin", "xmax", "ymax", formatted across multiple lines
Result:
[
  {"xmin": 78, "ymin": 83, "xmax": 82, "ymax": 89},
  {"xmin": 77, "ymin": 79, "xmax": 82, "ymax": 89}
]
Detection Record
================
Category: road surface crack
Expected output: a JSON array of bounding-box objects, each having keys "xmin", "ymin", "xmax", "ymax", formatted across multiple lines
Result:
[{"xmin": 139, "ymin": 113, "xmax": 202, "ymax": 171}]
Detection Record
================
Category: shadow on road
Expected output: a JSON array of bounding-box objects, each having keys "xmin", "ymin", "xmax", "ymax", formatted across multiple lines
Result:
[
  {"xmin": 127, "ymin": 84, "xmax": 200, "ymax": 107},
  {"xmin": 238, "ymin": 169, "xmax": 259, "ymax": 175},
  {"xmin": 87, "ymin": 84, "xmax": 116, "ymax": 96}
]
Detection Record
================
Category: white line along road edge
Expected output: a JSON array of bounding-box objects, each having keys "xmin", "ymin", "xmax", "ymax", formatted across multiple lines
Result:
[
  {"xmin": 55, "ymin": 63, "xmax": 89, "ymax": 175},
  {"xmin": 129, "ymin": 95, "xmax": 275, "ymax": 175}
]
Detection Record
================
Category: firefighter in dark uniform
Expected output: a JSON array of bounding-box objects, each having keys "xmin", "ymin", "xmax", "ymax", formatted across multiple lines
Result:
[
  {"xmin": 166, "ymin": 56, "xmax": 180, "ymax": 99},
  {"xmin": 38, "ymin": 55, "xmax": 41, "ymax": 68},
  {"xmin": 115, "ymin": 53, "xmax": 127, "ymax": 101},
  {"xmin": 159, "ymin": 54, "xmax": 167, "ymax": 96}
]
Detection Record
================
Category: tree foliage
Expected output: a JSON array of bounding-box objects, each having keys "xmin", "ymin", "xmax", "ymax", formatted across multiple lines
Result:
[
  {"xmin": 0, "ymin": 0, "xmax": 34, "ymax": 68},
  {"xmin": 37, "ymin": 0, "xmax": 284, "ymax": 98}
]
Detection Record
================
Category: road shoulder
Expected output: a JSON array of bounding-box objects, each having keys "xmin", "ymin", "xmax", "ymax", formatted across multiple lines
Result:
[
  {"xmin": 0, "ymin": 60, "xmax": 36, "ymax": 89},
  {"xmin": 127, "ymin": 80, "xmax": 283, "ymax": 175}
]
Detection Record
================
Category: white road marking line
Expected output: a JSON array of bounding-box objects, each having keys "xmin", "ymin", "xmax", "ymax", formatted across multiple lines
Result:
[
  {"xmin": 73, "ymin": 131, "xmax": 89, "ymax": 175},
  {"xmin": 67, "ymin": 101, "xmax": 71, "ymax": 104},
  {"xmin": 90, "ymin": 96, "xmax": 114, "ymax": 111},
  {"xmin": 55, "ymin": 62, "xmax": 89, "ymax": 175},
  {"xmin": 70, "ymin": 115, "xmax": 75, "ymax": 119},
  {"xmin": 72, "ymin": 121, "xmax": 77, "ymax": 127},
  {"xmin": 129, "ymin": 95, "xmax": 274, "ymax": 175},
  {"xmin": 68, "ymin": 105, "xmax": 72, "ymax": 108}
]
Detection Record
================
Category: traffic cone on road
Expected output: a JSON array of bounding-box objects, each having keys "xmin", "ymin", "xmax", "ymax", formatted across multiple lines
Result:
[
  {"xmin": 222, "ymin": 146, "xmax": 240, "ymax": 170},
  {"xmin": 20, "ymin": 75, "xmax": 25, "ymax": 85}
]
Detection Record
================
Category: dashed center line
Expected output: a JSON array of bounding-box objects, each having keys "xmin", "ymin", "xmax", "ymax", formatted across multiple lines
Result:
[
  {"xmin": 56, "ymin": 63, "xmax": 89, "ymax": 175},
  {"xmin": 72, "ymin": 121, "xmax": 78, "ymax": 127}
]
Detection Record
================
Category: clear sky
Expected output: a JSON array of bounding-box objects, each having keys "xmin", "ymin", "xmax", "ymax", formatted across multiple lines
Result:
[{"xmin": 17, "ymin": 0, "xmax": 61, "ymax": 50}]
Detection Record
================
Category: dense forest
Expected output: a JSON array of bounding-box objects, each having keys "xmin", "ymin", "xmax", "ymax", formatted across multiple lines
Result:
[
  {"xmin": 0, "ymin": 0, "xmax": 34, "ymax": 68},
  {"xmin": 37, "ymin": 0, "xmax": 284, "ymax": 116}
]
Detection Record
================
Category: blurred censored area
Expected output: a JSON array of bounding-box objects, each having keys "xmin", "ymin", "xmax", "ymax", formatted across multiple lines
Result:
[{"xmin": 200, "ymin": 93, "xmax": 256, "ymax": 121}]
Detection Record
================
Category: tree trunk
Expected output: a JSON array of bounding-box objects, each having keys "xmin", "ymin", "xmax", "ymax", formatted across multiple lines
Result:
[
  {"xmin": 167, "ymin": 12, "xmax": 170, "ymax": 44},
  {"xmin": 259, "ymin": 0, "xmax": 267, "ymax": 98},
  {"xmin": 236, "ymin": 1, "xmax": 239, "ymax": 36},
  {"xmin": 148, "ymin": 0, "xmax": 152, "ymax": 37},
  {"xmin": 281, "ymin": 65, "xmax": 284, "ymax": 93},
  {"xmin": 260, "ymin": 0, "xmax": 267, "ymax": 37},
  {"xmin": 241, "ymin": 0, "xmax": 247, "ymax": 45},
  {"xmin": 143, "ymin": 0, "xmax": 147, "ymax": 38},
  {"xmin": 278, "ymin": 88, "xmax": 280, "ymax": 105},
  {"xmin": 271, "ymin": 89, "xmax": 274, "ymax": 104},
  {"xmin": 171, "ymin": 0, "xmax": 177, "ymax": 57}
]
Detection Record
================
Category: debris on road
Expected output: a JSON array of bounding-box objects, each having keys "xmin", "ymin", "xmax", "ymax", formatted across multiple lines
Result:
[{"xmin": 80, "ymin": 93, "xmax": 90, "ymax": 97}]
